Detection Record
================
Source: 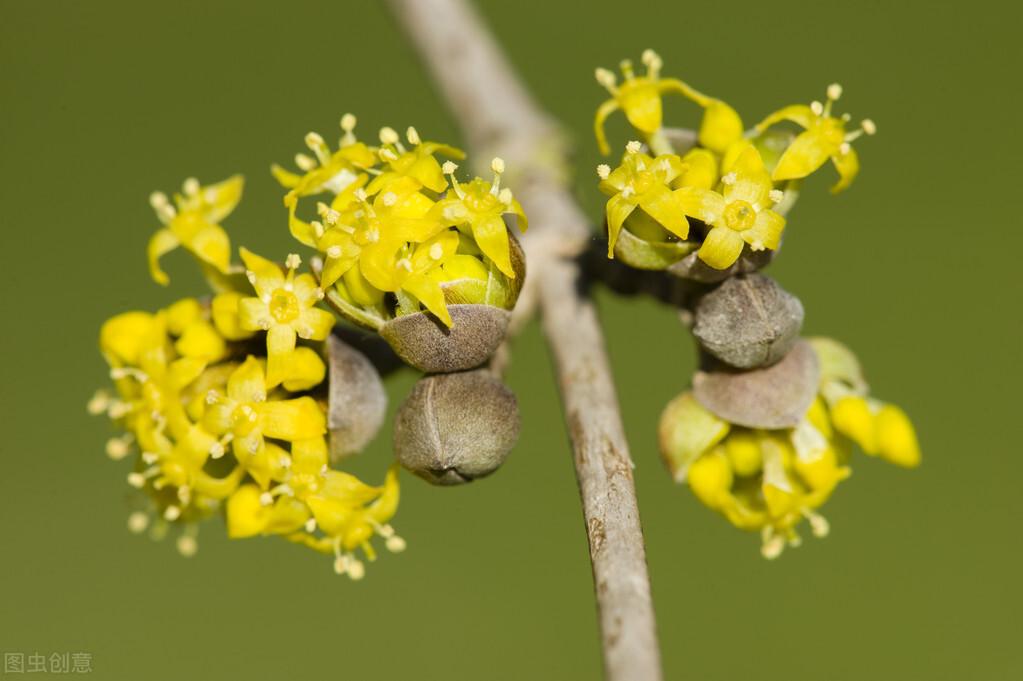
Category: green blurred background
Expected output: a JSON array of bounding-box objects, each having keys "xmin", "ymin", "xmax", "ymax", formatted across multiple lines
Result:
[{"xmin": 2, "ymin": 0, "xmax": 1019, "ymax": 679}]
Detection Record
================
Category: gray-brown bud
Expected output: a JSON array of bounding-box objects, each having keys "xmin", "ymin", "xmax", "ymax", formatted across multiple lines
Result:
[
  {"xmin": 394, "ymin": 369, "xmax": 520, "ymax": 485},
  {"xmin": 326, "ymin": 335, "xmax": 387, "ymax": 460},
  {"xmin": 692, "ymin": 274, "xmax": 804, "ymax": 369},
  {"xmin": 693, "ymin": 339, "xmax": 819, "ymax": 429},
  {"xmin": 380, "ymin": 304, "xmax": 510, "ymax": 373}
]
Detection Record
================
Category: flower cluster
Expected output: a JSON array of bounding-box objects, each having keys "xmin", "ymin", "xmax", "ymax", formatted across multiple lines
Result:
[
  {"xmin": 659, "ymin": 338, "xmax": 919, "ymax": 559},
  {"xmin": 93, "ymin": 172, "xmax": 405, "ymax": 578},
  {"xmin": 593, "ymin": 50, "xmax": 875, "ymax": 271},
  {"xmin": 274, "ymin": 116, "xmax": 527, "ymax": 329}
]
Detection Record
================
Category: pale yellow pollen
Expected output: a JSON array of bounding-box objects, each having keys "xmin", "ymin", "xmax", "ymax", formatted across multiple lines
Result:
[
  {"xmin": 386, "ymin": 535, "xmax": 407, "ymax": 553},
  {"xmin": 127, "ymin": 511, "xmax": 149, "ymax": 534},
  {"xmin": 641, "ymin": 48, "xmax": 662, "ymax": 74},
  {"xmin": 379, "ymin": 148, "xmax": 399, "ymax": 162},
  {"xmin": 761, "ymin": 532, "xmax": 785, "ymax": 560},
  {"xmin": 625, "ymin": 140, "xmax": 642, "ymax": 154},
  {"xmin": 595, "ymin": 67, "xmax": 617, "ymax": 90},
  {"xmin": 333, "ymin": 555, "xmax": 348, "ymax": 575},
  {"xmin": 286, "ymin": 253, "xmax": 302, "ymax": 270},
  {"xmin": 491, "ymin": 157, "xmax": 506, "ymax": 175},
  {"xmin": 381, "ymin": 191, "xmax": 398, "ymax": 207},
  {"xmin": 176, "ymin": 535, "xmax": 198, "ymax": 557},
  {"xmin": 340, "ymin": 113, "xmax": 357, "ymax": 132},
  {"xmin": 163, "ymin": 505, "xmax": 181, "ymax": 521},
  {"xmin": 619, "ymin": 59, "xmax": 635, "ymax": 79},
  {"xmin": 205, "ymin": 390, "xmax": 219, "ymax": 405},
  {"xmin": 396, "ymin": 257, "xmax": 413, "ymax": 272},
  {"xmin": 596, "ymin": 163, "xmax": 611, "ymax": 179},
  {"xmin": 305, "ymin": 518, "xmax": 317, "ymax": 533},
  {"xmin": 347, "ymin": 557, "xmax": 366, "ymax": 580},
  {"xmin": 209, "ymin": 441, "xmax": 225, "ymax": 459},
  {"xmin": 87, "ymin": 390, "xmax": 111, "ymax": 415},
  {"xmin": 498, "ymin": 188, "xmax": 514, "ymax": 206},
  {"xmin": 149, "ymin": 191, "xmax": 169, "ymax": 209},
  {"xmin": 311, "ymin": 220, "xmax": 325, "ymax": 239},
  {"xmin": 315, "ymin": 288, "xmax": 325, "ymax": 300},
  {"xmin": 721, "ymin": 172, "xmax": 737, "ymax": 186},
  {"xmin": 305, "ymin": 131, "xmax": 325, "ymax": 149},
  {"xmin": 406, "ymin": 126, "xmax": 421, "ymax": 145},
  {"xmin": 620, "ymin": 186, "xmax": 635, "ymax": 199},
  {"xmin": 354, "ymin": 187, "xmax": 368, "ymax": 202},
  {"xmin": 127, "ymin": 472, "xmax": 146, "ymax": 489},
  {"xmin": 769, "ymin": 189, "xmax": 785, "ymax": 204},
  {"xmin": 141, "ymin": 451, "xmax": 159, "ymax": 465},
  {"xmin": 379, "ymin": 126, "xmax": 399, "ymax": 145},
  {"xmin": 177, "ymin": 485, "xmax": 192, "ymax": 505},
  {"xmin": 442, "ymin": 161, "xmax": 459, "ymax": 175},
  {"xmin": 324, "ymin": 209, "xmax": 340, "ymax": 225},
  {"xmin": 839, "ymin": 142, "xmax": 852, "ymax": 155},
  {"xmin": 245, "ymin": 270, "xmax": 257, "ymax": 285},
  {"xmin": 429, "ymin": 243, "xmax": 444, "ymax": 260},
  {"xmin": 827, "ymin": 83, "xmax": 843, "ymax": 101},
  {"xmin": 182, "ymin": 177, "xmax": 200, "ymax": 196},
  {"xmin": 259, "ymin": 492, "xmax": 274, "ymax": 506},
  {"xmin": 364, "ymin": 228, "xmax": 380, "ymax": 244},
  {"xmin": 105, "ymin": 437, "xmax": 131, "ymax": 460},
  {"xmin": 326, "ymin": 245, "xmax": 342, "ymax": 259},
  {"xmin": 861, "ymin": 118, "xmax": 877, "ymax": 135},
  {"xmin": 804, "ymin": 510, "xmax": 831, "ymax": 537},
  {"xmin": 295, "ymin": 153, "xmax": 317, "ymax": 171},
  {"xmin": 810, "ymin": 100, "xmax": 824, "ymax": 116}
]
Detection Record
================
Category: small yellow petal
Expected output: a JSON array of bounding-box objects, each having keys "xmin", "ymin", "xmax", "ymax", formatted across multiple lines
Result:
[
  {"xmin": 698, "ymin": 100, "xmax": 744, "ymax": 154},
  {"xmin": 688, "ymin": 448, "xmax": 734, "ymax": 510},
  {"xmin": 831, "ymin": 395, "xmax": 878, "ymax": 455},
  {"xmin": 697, "ymin": 225, "xmax": 745, "ymax": 270},
  {"xmin": 875, "ymin": 404, "xmax": 921, "ymax": 468}
]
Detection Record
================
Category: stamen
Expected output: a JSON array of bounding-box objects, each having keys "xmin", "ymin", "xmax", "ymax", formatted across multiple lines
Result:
[
  {"xmin": 378, "ymin": 126, "xmax": 400, "ymax": 146},
  {"xmin": 827, "ymin": 83, "xmax": 843, "ymax": 101},
  {"xmin": 323, "ymin": 209, "xmax": 340, "ymax": 226},
  {"xmin": 395, "ymin": 258, "xmax": 413, "ymax": 272},
  {"xmin": 769, "ymin": 189, "xmax": 785, "ymax": 204},
  {"xmin": 596, "ymin": 163, "xmax": 611, "ymax": 180},
  {"xmin": 803, "ymin": 509, "xmax": 831, "ymax": 537},
  {"xmin": 311, "ymin": 220, "xmax": 325, "ymax": 239},
  {"xmin": 619, "ymin": 59, "xmax": 636, "ymax": 80},
  {"xmin": 149, "ymin": 191, "xmax": 169, "ymax": 209},
  {"xmin": 442, "ymin": 161, "xmax": 459, "ymax": 176},
  {"xmin": 141, "ymin": 451, "xmax": 159, "ymax": 465},
  {"xmin": 127, "ymin": 511, "xmax": 149, "ymax": 534},
  {"xmin": 326, "ymin": 246, "xmax": 342, "ymax": 259},
  {"xmin": 285, "ymin": 253, "xmax": 302, "ymax": 270},
  {"xmin": 87, "ymin": 390, "xmax": 111, "ymax": 415},
  {"xmin": 839, "ymin": 142, "xmax": 851, "ymax": 155},
  {"xmin": 386, "ymin": 535, "xmax": 407, "ymax": 553},
  {"xmin": 340, "ymin": 113, "xmax": 357, "ymax": 133},
  {"xmin": 406, "ymin": 126, "xmax": 421, "ymax": 146},
  {"xmin": 760, "ymin": 529, "xmax": 785, "ymax": 560},
  {"xmin": 305, "ymin": 131, "xmax": 325, "ymax": 149},
  {"xmin": 294, "ymin": 153, "xmax": 317, "ymax": 171},
  {"xmin": 641, "ymin": 48, "xmax": 662, "ymax": 77},
  {"xmin": 625, "ymin": 140, "xmax": 643, "ymax": 154},
  {"xmin": 379, "ymin": 148, "xmax": 399, "ymax": 162},
  {"xmin": 105, "ymin": 436, "xmax": 132, "ymax": 460},
  {"xmin": 177, "ymin": 485, "xmax": 192, "ymax": 504},
  {"xmin": 176, "ymin": 534, "xmax": 198, "ymax": 557},
  {"xmin": 209, "ymin": 441, "xmax": 226, "ymax": 459},
  {"xmin": 305, "ymin": 518, "xmax": 317, "ymax": 533},
  {"xmin": 163, "ymin": 505, "xmax": 181, "ymax": 521},
  {"xmin": 594, "ymin": 67, "xmax": 617, "ymax": 92},
  {"xmin": 346, "ymin": 556, "xmax": 366, "ymax": 580},
  {"xmin": 205, "ymin": 390, "xmax": 219, "ymax": 405},
  {"xmin": 259, "ymin": 492, "xmax": 274, "ymax": 506},
  {"xmin": 810, "ymin": 100, "xmax": 824, "ymax": 116},
  {"xmin": 491, "ymin": 157, "xmax": 506, "ymax": 175},
  {"xmin": 861, "ymin": 118, "xmax": 877, "ymax": 135},
  {"xmin": 498, "ymin": 188, "xmax": 513, "ymax": 206},
  {"xmin": 428, "ymin": 243, "xmax": 444, "ymax": 260},
  {"xmin": 354, "ymin": 187, "xmax": 368, "ymax": 202},
  {"xmin": 182, "ymin": 177, "xmax": 200, "ymax": 196},
  {"xmin": 721, "ymin": 172, "xmax": 737, "ymax": 186},
  {"xmin": 380, "ymin": 191, "xmax": 398, "ymax": 207}
]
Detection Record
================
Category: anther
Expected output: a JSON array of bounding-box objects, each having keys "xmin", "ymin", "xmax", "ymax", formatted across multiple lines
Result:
[
  {"xmin": 347, "ymin": 557, "xmax": 366, "ymax": 580},
  {"xmin": 106, "ymin": 437, "xmax": 131, "ymax": 460},
  {"xmin": 340, "ymin": 113, "xmax": 357, "ymax": 133},
  {"xmin": 87, "ymin": 391, "xmax": 111, "ymax": 415},
  {"xmin": 379, "ymin": 126, "xmax": 400, "ymax": 145},
  {"xmin": 827, "ymin": 83, "xmax": 843, "ymax": 101},
  {"xmin": 163, "ymin": 505, "xmax": 181, "ymax": 521},
  {"xmin": 498, "ymin": 188, "xmax": 513, "ymax": 206},
  {"xmin": 294, "ymin": 153, "xmax": 317, "ymax": 171},
  {"xmin": 861, "ymin": 118, "xmax": 877, "ymax": 135},
  {"xmin": 149, "ymin": 191, "xmax": 169, "ymax": 209},
  {"xmin": 769, "ymin": 189, "xmax": 785, "ymax": 204},
  {"xmin": 127, "ymin": 511, "xmax": 149, "ymax": 534},
  {"xmin": 386, "ymin": 535, "xmax": 407, "ymax": 553},
  {"xmin": 305, "ymin": 131, "xmax": 325, "ymax": 150},
  {"xmin": 305, "ymin": 518, "xmax": 317, "ymax": 533},
  {"xmin": 183, "ymin": 177, "xmax": 200, "ymax": 196},
  {"xmin": 442, "ymin": 161, "xmax": 459, "ymax": 175},
  {"xmin": 380, "ymin": 148, "xmax": 399, "ymax": 162},
  {"xmin": 176, "ymin": 535, "xmax": 198, "ymax": 557},
  {"xmin": 381, "ymin": 191, "xmax": 397, "ymax": 207},
  {"xmin": 595, "ymin": 67, "xmax": 618, "ymax": 91},
  {"xmin": 406, "ymin": 126, "xmax": 421, "ymax": 146},
  {"xmin": 596, "ymin": 164, "xmax": 611, "ymax": 179},
  {"xmin": 810, "ymin": 101, "xmax": 824, "ymax": 116},
  {"xmin": 259, "ymin": 492, "xmax": 274, "ymax": 506},
  {"xmin": 491, "ymin": 157, "xmax": 505, "ymax": 175},
  {"xmin": 326, "ymin": 245, "xmax": 342, "ymax": 259},
  {"xmin": 428, "ymin": 243, "xmax": 444, "ymax": 260},
  {"xmin": 396, "ymin": 258, "xmax": 413, "ymax": 272},
  {"xmin": 285, "ymin": 253, "xmax": 302, "ymax": 270},
  {"xmin": 625, "ymin": 140, "xmax": 642, "ymax": 154},
  {"xmin": 721, "ymin": 172, "xmax": 737, "ymax": 186}
]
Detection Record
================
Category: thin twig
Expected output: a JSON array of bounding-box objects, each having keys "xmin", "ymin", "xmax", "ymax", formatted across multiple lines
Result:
[{"xmin": 385, "ymin": 1, "xmax": 663, "ymax": 678}]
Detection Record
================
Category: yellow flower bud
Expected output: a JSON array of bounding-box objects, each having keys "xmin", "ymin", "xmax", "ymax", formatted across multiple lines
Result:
[
  {"xmin": 724, "ymin": 431, "xmax": 762, "ymax": 477},
  {"xmin": 875, "ymin": 404, "xmax": 921, "ymax": 468},
  {"xmin": 688, "ymin": 449, "xmax": 733, "ymax": 510},
  {"xmin": 830, "ymin": 395, "xmax": 878, "ymax": 455}
]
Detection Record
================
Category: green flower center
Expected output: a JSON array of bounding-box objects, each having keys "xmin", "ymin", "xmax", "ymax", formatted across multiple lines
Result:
[
  {"xmin": 270, "ymin": 289, "xmax": 300, "ymax": 324},
  {"xmin": 723, "ymin": 200, "xmax": 756, "ymax": 232}
]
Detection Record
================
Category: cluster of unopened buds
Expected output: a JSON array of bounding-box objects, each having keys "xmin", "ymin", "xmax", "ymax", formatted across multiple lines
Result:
[
  {"xmin": 91, "ymin": 114, "xmax": 527, "ymax": 577},
  {"xmin": 593, "ymin": 50, "xmax": 919, "ymax": 558}
]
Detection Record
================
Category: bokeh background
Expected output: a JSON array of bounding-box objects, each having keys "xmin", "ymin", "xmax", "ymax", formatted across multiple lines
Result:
[{"xmin": 2, "ymin": 0, "xmax": 1020, "ymax": 679}]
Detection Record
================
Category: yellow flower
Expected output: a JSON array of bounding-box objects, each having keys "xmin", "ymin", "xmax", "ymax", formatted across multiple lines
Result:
[
  {"xmin": 360, "ymin": 229, "xmax": 461, "ymax": 326},
  {"xmin": 147, "ymin": 175, "xmax": 243, "ymax": 285},
  {"xmin": 661, "ymin": 391, "xmax": 851, "ymax": 559},
  {"xmin": 237, "ymin": 249, "xmax": 334, "ymax": 388},
  {"xmin": 432, "ymin": 158, "xmax": 527, "ymax": 279},
  {"xmin": 811, "ymin": 337, "xmax": 921, "ymax": 468},
  {"xmin": 594, "ymin": 49, "xmax": 743, "ymax": 155},
  {"xmin": 597, "ymin": 142, "xmax": 688, "ymax": 257},
  {"xmin": 164, "ymin": 298, "xmax": 228, "ymax": 362},
  {"xmin": 202, "ymin": 356, "xmax": 326, "ymax": 487},
  {"xmin": 315, "ymin": 177, "xmax": 443, "ymax": 290},
  {"xmin": 271, "ymin": 114, "xmax": 377, "ymax": 201},
  {"xmin": 676, "ymin": 146, "xmax": 786, "ymax": 269},
  {"xmin": 755, "ymin": 83, "xmax": 876, "ymax": 193},
  {"xmin": 366, "ymin": 125, "xmax": 464, "ymax": 195}
]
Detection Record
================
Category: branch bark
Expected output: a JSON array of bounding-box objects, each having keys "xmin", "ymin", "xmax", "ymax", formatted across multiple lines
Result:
[{"xmin": 385, "ymin": 1, "xmax": 663, "ymax": 679}]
